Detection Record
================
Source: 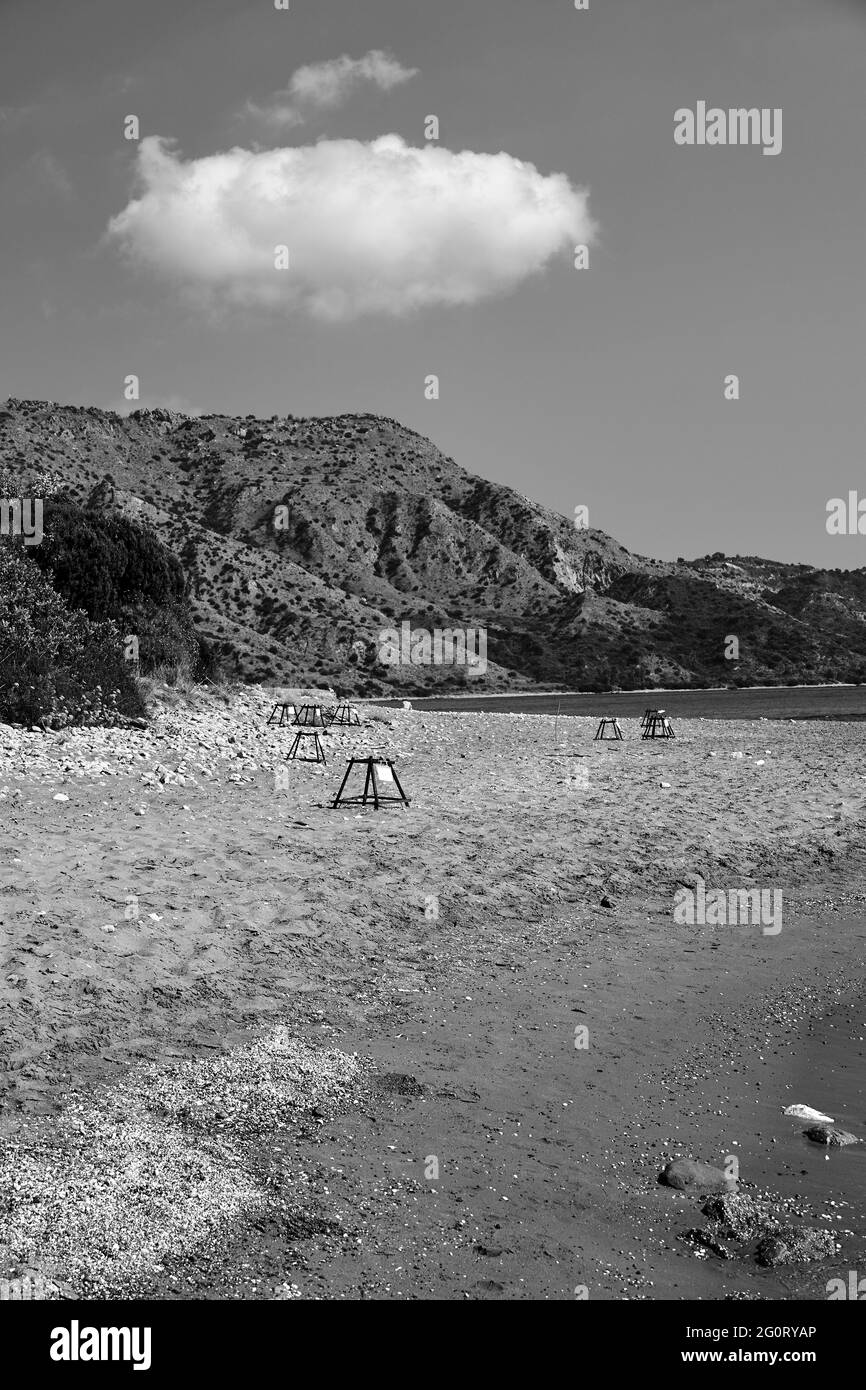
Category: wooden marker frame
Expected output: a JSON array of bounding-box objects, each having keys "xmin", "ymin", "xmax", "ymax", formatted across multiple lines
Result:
[
  {"xmin": 286, "ymin": 730, "xmax": 327, "ymax": 763},
  {"xmin": 332, "ymin": 757, "xmax": 410, "ymax": 809},
  {"xmin": 293, "ymin": 704, "xmax": 331, "ymax": 728},
  {"xmin": 594, "ymin": 717, "xmax": 623, "ymax": 741},
  {"xmin": 329, "ymin": 703, "xmax": 362, "ymax": 727},
  {"xmin": 267, "ymin": 703, "xmax": 297, "ymax": 727}
]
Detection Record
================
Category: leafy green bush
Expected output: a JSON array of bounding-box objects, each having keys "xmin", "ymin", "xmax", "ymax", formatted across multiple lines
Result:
[
  {"xmin": 30, "ymin": 497, "xmax": 185, "ymax": 612},
  {"xmin": 0, "ymin": 544, "xmax": 144, "ymax": 727},
  {"xmin": 27, "ymin": 496, "xmax": 215, "ymax": 682}
]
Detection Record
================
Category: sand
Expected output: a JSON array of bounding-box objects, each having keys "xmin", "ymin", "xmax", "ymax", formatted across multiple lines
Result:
[{"xmin": 0, "ymin": 689, "xmax": 864, "ymax": 1298}]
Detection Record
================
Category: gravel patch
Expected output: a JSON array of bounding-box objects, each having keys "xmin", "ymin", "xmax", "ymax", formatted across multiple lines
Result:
[{"xmin": 0, "ymin": 1028, "xmax": 370, "ymax": 1297}]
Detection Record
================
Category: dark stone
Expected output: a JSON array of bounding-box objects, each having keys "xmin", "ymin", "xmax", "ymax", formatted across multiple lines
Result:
[
  {"xmin": 756, "ymin": 1227, "xmax": 836, "ymax": 1267},
  {"xmin": 803, "ymin": 1125, "xmax": 859, "ymax": 1147},
  {"xmin": 701, "ymin": 1193, "xmax": 776, "ymax": 1241},
  {"xmin": 659, "ymin": 1158, "xmax": 736, "ymax": 1193},
  {"xmin": 681, "ymin": 1228, "xmax": 735, "ymax": 1259}
]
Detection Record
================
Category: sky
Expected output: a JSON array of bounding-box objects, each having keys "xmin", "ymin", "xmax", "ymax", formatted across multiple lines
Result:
[{"xmin": 1, "ymin": 0, "xmax": 864, "ymax": 568}]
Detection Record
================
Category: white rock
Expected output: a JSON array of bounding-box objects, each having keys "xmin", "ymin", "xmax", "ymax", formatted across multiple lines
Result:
[{"xmin": 782, "ymin": 1104, "xmax": 835, "ymax": 1123}]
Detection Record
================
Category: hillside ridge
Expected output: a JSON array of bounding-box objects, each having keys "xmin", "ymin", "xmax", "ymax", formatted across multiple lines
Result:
[{"xmin": 2, "ymin": 398, "xmax": 865, "ymax": 693}]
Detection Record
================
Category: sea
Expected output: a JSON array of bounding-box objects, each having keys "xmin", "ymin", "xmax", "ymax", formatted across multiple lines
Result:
[{"xmin": 373, "ymin": 685, "xmax": 866, "ymax": 721}]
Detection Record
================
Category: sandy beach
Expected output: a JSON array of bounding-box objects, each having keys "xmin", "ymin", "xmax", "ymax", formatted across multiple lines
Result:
[
  {"xmin": 0, "ymin": 695, "xmax": 861, "ymax": 1301},
  {"xmin": 1, "ymin": 689, "xmax": 864, "ymax": 1299}
]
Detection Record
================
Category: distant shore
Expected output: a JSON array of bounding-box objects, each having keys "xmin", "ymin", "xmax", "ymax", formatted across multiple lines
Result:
[
  {"xmin": 369, "ymin": 680, "xmax": 862, "ymax": 701},
  {"xmin": 369, "ymin": 683, "xmax": 866, "ymax": 721}
]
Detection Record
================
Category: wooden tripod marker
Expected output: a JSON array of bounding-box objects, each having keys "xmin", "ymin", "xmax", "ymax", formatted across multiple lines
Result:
[
  {"xmin": 329, "ymin": 702, "xmax": 361, "ymax": 727},
  {"xmin": 332, "ymin": 757, "xmax": 410, "ymax": 809},
  {"xmin": 267, "ymin": 703, "xmax": 296, "ymax": 727},
  {"xmin": 594, "ymin": 717, "xmax": 623, "ymax": 741},
  {"xmin": 286, "ymin": 730, "xmax": 327, "ymax": 763},
  {"xmin": 642, "ymin": 710, "xmax": 675, "ymax": 739},
  {"xmin": 293, "ymin": 704, "xmax": 331, "ymax": 728}
]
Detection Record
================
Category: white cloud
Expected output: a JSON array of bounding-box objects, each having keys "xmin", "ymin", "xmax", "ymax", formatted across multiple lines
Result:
[
  {"xmin": 244, "ymin": 49, "xmax": 418, "ymax": 128},
  {"xmin": 107, "ymin": 135, "xmax": 595, "ymax": 322}
]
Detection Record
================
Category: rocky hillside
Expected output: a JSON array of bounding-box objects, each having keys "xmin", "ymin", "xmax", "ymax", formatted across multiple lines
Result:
[{"xmin": 2, "ymin": 398, "xmax": 866, "ymax": 694}]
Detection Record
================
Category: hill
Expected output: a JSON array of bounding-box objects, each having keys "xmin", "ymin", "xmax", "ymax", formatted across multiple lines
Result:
[{"xmin": 2, "ymin": 398, "xmax": 865, "ymax": 694}]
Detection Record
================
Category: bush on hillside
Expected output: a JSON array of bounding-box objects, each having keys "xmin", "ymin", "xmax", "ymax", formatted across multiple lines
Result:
[
  {"xmin": 0, "ymin": 543, "xmax": 145, "ymax": 726},
  {"xmin": 31, "ymin": 497, "xmax": 184, "ymax": 611},
  {"xmin": 27, "ymin": 496, "xmax": 216, "ymax": 682}
]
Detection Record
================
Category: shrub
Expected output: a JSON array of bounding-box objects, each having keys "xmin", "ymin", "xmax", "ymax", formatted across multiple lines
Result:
[
  {"xmin": 31, "ymin": 497, "xmax": 186, "ymax": 613},
  {"xmin": 0, "ymin": 544, "xmax": 144, "ymax": 726},
  {"xmin": 27, "ymin": 496, "xmax": 213, "ymax": 682}
]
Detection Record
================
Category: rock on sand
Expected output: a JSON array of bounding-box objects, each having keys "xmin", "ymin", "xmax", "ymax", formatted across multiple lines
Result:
[
  {"xmin": 756, "ymin": 1228, "xmax": 836, "ymax": 1267},
  {"xmin": 659, "ymin": 1158, "xmax": 736, "ymax": 1193},
  {"xmin": 803, "ymin": 1125, "xmax": 859, "ymax": 1147},
  {"xmin": 783, "ymin": 1104, "xmax": 834, "ymax": 1123}
]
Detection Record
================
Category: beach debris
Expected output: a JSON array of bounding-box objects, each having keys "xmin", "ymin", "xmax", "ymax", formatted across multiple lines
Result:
[
  {"xmin": 782, "ymin": 1104, "xmax": 834, "ymax": 1123},
  {"xmin": 660, "ymin": 781, "xmax": 671, "ymax": 788},
  {"xmin": 52, "ymin": 793, "xmax": 69, "ymax": 802},
  {"xmin": 402, "ymin": 701, "xmax": 412, "ymax": 710},
  {"xmin": 731, "ymin": 751, "xmax": 744, "ymax": 760},
  {"xmin": 659, "ymin": 1158, "xmax": 736, "ymax": 1193},
  {"xmin": 803, "ymin": 1125, "xmax": 859, "ymax": 1147},
  {"xmin": 755, "ymin": 1227, "xmax": 836, "ymax": 1267}
]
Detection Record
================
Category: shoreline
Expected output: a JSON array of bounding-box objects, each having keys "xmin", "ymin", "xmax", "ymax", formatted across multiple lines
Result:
[
  {"xmin": 3, "ymin": 871, "xmax": 862, "ymax": 1299},
  {"xmin": 369, "ymin": 681, "xmax": 864, "ymax": 702},
  {"xmin": 367, "ymin": 684, "xmax": 866, "ymax": 723}
]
